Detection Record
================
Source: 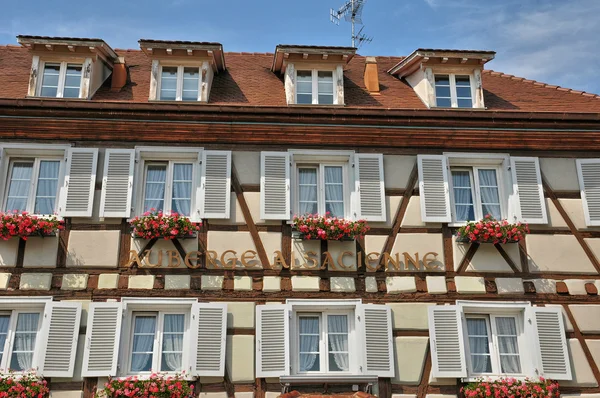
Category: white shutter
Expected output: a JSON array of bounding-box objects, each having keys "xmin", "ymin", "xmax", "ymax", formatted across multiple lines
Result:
[
  {"xmin": 200, "ymin": 150, "xmax": 231, "ymax": 219},
  {"xmin": 260, "ymin": 151, "xmax": 290, "ymax": 220},
  {"xmin": 576, "ymin": 159, "xmax": 600, "ymax": 226},
  {"xmin": 355, "ymin": 154, "xmax": 386, "ymax": 221},
  {"xmin": 428, "ymin": 305, "xmax": 467, "ymax": 378},
  {"xmin": 60, "ymin": 148, "xmax": 98, "ymax": 217},
  {"xmin": 256, "ymin": 304, "xmax": 290, "ymax": 377},
  {"xmin": 190, "ymin": 302, "xmax": 227, "ymax": 377},
  {"xmin": 99, "ymin": 149, "xmax": 135, "ymax": 218},
  {"xmin": 38, "ymin": 301, "xmax": 82, "ymax": 377},
  {"xmin": 81, "ymin": 302, "xmax": 123, "ymax": 377},
  {"xmin": 360, "ymin": 304, "xmax": 394, "ymax": 377},
  {"xmin": 527, "ymin": 307, "xmax": 572, "ymax": 380},
  {"xmin": 417, "ymin": 155, "xmax": 452, "ymax": 222},
  {"xmin": 510, "ymin": 157, "xmax": 547, "ymax": 224}
]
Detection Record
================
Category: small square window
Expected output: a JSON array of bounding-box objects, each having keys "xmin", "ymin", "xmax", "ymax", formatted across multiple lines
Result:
[
  {"xmin": 450, "ymin": 166, "xmax": 503, "ymax": 222},
  {"xmin": 0, "ymin": 310, "xmax": 42, "ymax": 373},
  {"xmin": 158, "ymin": 66, "xmax": 201, "ymax": 101},
  {"xmin": 39, "ymin": 62, "xmax": 82, "ymax": 98},
  {"xmin": 295, "ymin": 70, "xmax": 337, "ymax": 105},
  {"xmin": 434, "ymin": 74, "xmax": 473, "ymax": 108},
  {"xmin": 142, "ymin": 161, "xmax": 194, "ymax": 216},
  {"xmin": 295, "ymin": 163, "xmax": 346, "ymax": 218}
]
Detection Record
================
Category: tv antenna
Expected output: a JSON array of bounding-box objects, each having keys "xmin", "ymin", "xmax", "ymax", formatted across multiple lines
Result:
[{"xmin": 330, "ymin": 0, "xmax": 373, "ymax": 48}]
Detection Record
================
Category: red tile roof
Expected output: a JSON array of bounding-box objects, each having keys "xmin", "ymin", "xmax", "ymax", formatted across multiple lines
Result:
[{"xmin": 0, "ymin": 46, "xmax": 599, "ymax": 112}]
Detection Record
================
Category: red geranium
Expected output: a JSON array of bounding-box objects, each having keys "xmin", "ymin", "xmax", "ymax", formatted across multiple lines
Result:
[
  {"xmin": 0, "ymin": 371, "xmax": 49, "ymax": 398},
  {"xmin": 130, "ymin": 210, "xmax": 201, "ymax": 240},
  {"xmin": 461, "ymin": 377, "xmax": 559, "ymax": 398},
  {"xmin": 292, "ymin": 213, "xmax": 370, "ymax": 241},
  {"xmin": 457, "ymin": 215, "xmax": 529, "ymax": 244},
  {"xmin": 0, "ymin": 212, "xmax": 64, "ymax": 241},
  {"xmin": 98, "ymin": 373, "xmax": 194, "ymax": 398}
]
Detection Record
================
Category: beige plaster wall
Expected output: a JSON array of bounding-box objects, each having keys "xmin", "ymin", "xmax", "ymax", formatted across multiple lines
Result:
[
  {"xmin": 539, "ymin": 158, "xmax": 580, "ymax": 192},
  {"xmin": 66, "ymin": 230, "xmax": 120, "ymax": 268},
  {"xmin": 207, "ymin": 231, "xmax": 281, "ymax": 268},
  {"xmin": 527, "ymin": 234, "xmax": 598, "ymax": 274},
  {"xmin": 383, "ymin": 155, "xmax": 416, "ymax": 189}
]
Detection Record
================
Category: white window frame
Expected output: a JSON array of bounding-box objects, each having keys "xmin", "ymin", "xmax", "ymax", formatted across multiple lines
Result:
[
  {"xmin": 434, "ymin": 73, "xmax": 475, "ymax": 108},
  {"xmin": 294, "ymin": 163, "xmax": 350, "ymax": 219},
  {"xmin": 37, "ymin": 61, "xmax": 83, "ymax": 98},
  {"xmin": 157, "ymin": 65, "xmax": 202, "ymax": 102},
  {"xmin": 133, "ymin": 147, "xmax": 202, "ymax": 219},
  {"xmin": 295, "ymin": 69, "xmax": 338, "ymax": 105}
]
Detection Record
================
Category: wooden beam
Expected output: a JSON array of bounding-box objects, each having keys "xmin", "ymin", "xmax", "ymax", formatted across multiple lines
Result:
[
  {"xmin": 455, "ymin": 242, "xmax": 480, "ymax": 274},
  {"xmin": 494, "ymin": 243, "xmax": 521, "ymax": 273}
]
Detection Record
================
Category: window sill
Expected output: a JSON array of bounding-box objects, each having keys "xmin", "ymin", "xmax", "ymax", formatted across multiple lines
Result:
[
  {"xmin": 131, "ymin": 232, "xmax": 197, "ymax": 240},
  {"xmin": 281, "ymin": 374, "xmax": 377, "ymax": 383},
  {"xmin": 116, "ymin": 374, "xmax": 195, "ymax": 381},
  {"xmin": 287, "ymin": 103, "xmax": 346, "ymax": 107},
  {"xmin": 26, "ymin": 95, "xmax": 86, "ymax": 101},
  {"xmin": 148, "ymin": 99, "xmax": 207, "ymax": 104},
  {"xmin": 461, "ymin": 375, "xmax": 528, "ymax": 383}
]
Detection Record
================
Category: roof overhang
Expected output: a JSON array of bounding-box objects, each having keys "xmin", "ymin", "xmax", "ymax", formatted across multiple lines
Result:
[
  {"xmin": 388, "ymin": 48, "xmax": 496, "ymax": 78},
  {"xmin": 17, "ymin": 35, "xmax": 120, "ymax": 67},
  {"xmin": 271, "ymin": 45, "xmax": 356, "ymax": 73},
  {"xmin": 138, "ymin": 39, "xmax": 226, "ymax": 72}
]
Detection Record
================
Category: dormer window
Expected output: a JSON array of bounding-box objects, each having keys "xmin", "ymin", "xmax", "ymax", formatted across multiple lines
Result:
[
  {"xmin": 434, "ymin": 74, "xmax": 473, "ymax": 108},
  {"xmin": 40, "ymin": 62, "xmax": 83, "ymax": 98},
  {"xmin": 296, "ymin": 70, "xmax": 335, "ymax": 105},
  {"xmin": 140, "ymin": 40, "xmax": 226, "ymax": 103}
]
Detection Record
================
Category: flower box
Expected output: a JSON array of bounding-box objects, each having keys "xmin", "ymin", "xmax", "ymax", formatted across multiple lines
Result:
[
  {"xmin": 461, "ymin": 377, "xmax": 559, "ymax": 398},
  {"xmin": 130, "ymin": 211, "xmax": 201, "ymax": 240},
  {"xmin": 98, "ymin": 373, "xmax": 194, "ymax": 398},
  {"xmin": 0, "ymin": 371, "xmax": 49, "ymax": 397},
  {"xmin": 456, "ymin": 215, "xmax": 529, "ymax": 244},
  {"xmin": 292, "ymin": 214, "xmax": 370, "ymax": 241},
  {"xmin": 0, "ymin": 212, "xmax": 64, "ymax": 241}
]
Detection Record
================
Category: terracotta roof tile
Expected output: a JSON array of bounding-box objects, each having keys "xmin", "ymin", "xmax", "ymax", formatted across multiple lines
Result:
[{"xmin": 0, "ymin": 46, "xmax": 598, "ymax": 112}]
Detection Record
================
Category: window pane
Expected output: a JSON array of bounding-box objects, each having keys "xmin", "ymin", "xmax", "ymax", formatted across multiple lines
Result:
[
  {"xmin": 296, "ymin": 94, "xmax": 312, "ymax": 104},
  {"xmin": 171, "ymin": 163, "xmax": 193, "ymax": 217},
  {"xmin": 435, "ymin": 86, "xmax": 451, "ymax": 98},
  {"xmin": 131, "ymin": 315, "xmax": 157, "ymax": 372},
  {"xmin": 324, "ymin": 166, "xmax": 344, "ymax": 217},
  {"xmin": 436, "ymin": 98, "xmax": 452, "ymax": 107},
  {"xmin": 496, "ymin": 317, "xmax": 521, "ymax": 374},
  {"xmin": 435, "ymin": 75, "xmax": 450, "ymax": 86},
  {"xmin": 160, "ymin": 67, "xmax": 178, "ymax": 100},
  {"xmin": 34, "ymin": 160, "xmax": 60, "ymax": 214},
  {"xmin": 40, "ymin": 64, "xmax": 60, "ymax": 97},
  {"xmin": 318, "ymin": 94, "xmax": 334, "ymax": 105},
  {"xmin": 0, "ymin": 315, "xmax": 10, "ymax": 365},
  {"xmin": 6, "ymin": 162, "xmax": 33, "ymax": 213},
  {"xmin": 478, "ymin": 169, "xmax": 501, "ymax": 219},
  {"xmin": 297, "ymin": 71, "xmax": 312, "ymax": 82},
  {"xmin": 298, "ymin": 168, "xmax": 318, "ymax": 215},
  {"xmin": 466, "ymin": 318, "xmax": 492, "ymax": 373},
  {"xmin": 63, "ymin": 64, "xmax": 82, "ymax": 98},
  {"xmin": 317, "ymin": 71, "xmax": 334, "ymax": 103},
  {"xmin": 455, "ymin": 75, "xmax": 471, "ymax": 86},
  {"xmin": 144, "ymin": 164, "xmax": 167, "ymax": 213},
  {"xmin": 299, "ymin": 316, "xmax": 320, "ymax": 372},
  {"xmin": 457, "ymin": 99, "xmax": 473, "ymax": 108},
  {"xmin": 327, "ymin": 315, "xmax": 349, "ymax": 372},
  {"xmin": 452, "ymin": 170, "xmax": 475, "ymax": 221},
  {"xmin": 297, "ymin": 71, "xmax": 312, "ymax": 103},
  {"xmin": 161, "ymin": 314, "xmax": 185, "ymax": 371},
  {"xmin": 182, "ymin": 67, "xmax": 199, "ymax": 101},
  {"xmin": 456, "ymin": 87, "xmax": 472, "ymax": 99},
  {"xmin": 297, "ymin": 81, "xmax": 312, "ymax": 94},
  {"xmin": 10, "ymin": 313, "xmax": 39, "ymax": 371}
]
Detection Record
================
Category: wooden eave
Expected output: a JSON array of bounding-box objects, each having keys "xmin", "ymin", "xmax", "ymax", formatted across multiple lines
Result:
[
  {"xmin": 17, "ymin": 36, "xmax": 119, "ymax": 67},
  {"xmin": 138, "ymin": 40, "xmax": 226, "ymax": 72},
  {"xmin": 271, "ymin": 45, "xmax": 357, "ymax": 73},
  {"xmin": 388, "ymin": 49, "xmax": 496, "ymax": 77}
]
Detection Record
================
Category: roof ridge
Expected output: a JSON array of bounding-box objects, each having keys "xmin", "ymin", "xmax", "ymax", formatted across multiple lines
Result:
[{"xmin": 484, "ymin": 69, "xmax": 600, "ymax": 99}]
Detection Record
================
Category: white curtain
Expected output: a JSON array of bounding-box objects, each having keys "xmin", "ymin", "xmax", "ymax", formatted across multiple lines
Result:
[
  {"xmin": 6, "ymin": 162, "xmax": 33, "ymax": 213},
  {"xmin": 496, "ymin": 317, "xmax": 521, "ymax": 374},
  {"xmin": 452, "ymin": 170, "xmax": 475, "ymax": 221},
  {"xmin": 327, "ymin": 315, "xmax": 349, "ymax": 372},
  {"xmin": 10, "ymin": 313, "xmax": 39, "ymax": 371},
  {"xmin": 144, "ymin": 165, "xmax": 166, "ymax": 213},
  {"xmin": 171, "ymin": 164, "xmax": 192, "ymax": 216},
  {"xmin": 131, "ymin": 316, "xmax": 156, "ymax": 372},
  {"xmin": 298, "ymin": 168, "xmax": 318, "ymax": 215},
  {"xmin": 324, "ymin": 166, "xmax": 344, "ymax": 217},
  {"xmin": 34, "ymin": 160, "xmax": 60, "ymax": 214},
  {"xmin": 466, "ymin": 318, "xmax": 491, "ymax": 373},
  {"xmin": 299, "ymin": 317, "xmax": 319, "ymax": 372},
  {"xmin": 0, "ymin": 315, "xmax": 10, "ymax": 365},
  {"xmin": 478, "ymin": 169, "xmax": 501, "ymax": 219},
  {"xmin": 161, "ymin": 314, "xmax": 184, "ymax": 371}
]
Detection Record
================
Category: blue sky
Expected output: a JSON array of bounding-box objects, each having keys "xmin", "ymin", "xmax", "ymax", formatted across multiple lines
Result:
[{"xmin": 1, "ymin": 0, "xmax": 599, "ymax": 94}]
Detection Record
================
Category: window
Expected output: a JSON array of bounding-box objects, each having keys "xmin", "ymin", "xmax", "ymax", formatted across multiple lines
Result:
[
  {"xmin": 434, "ymin": 74, "xmax": 473, "ymax": 108},
  {"xmin": 296, "ymin": 164, "xmax": 346, "ymax": 218},
  {"xmin": 159, "ymin": 66, "xmax": 200, "ymax": 101},
  {"xmin": 128, "ymin": 312, "xmax": 186, "ymax": 374},
  {"xmin": 296, "ymin": 311, "xmax": 351, "ymax": 373},
  {"xmin": 450, "ymin": 167, "xmax": 503, "ymax": 222},
  {"xmin": 142, "ymin": 161, "xmax": 193, "ymax": 216},
  {"xmin": 296, "ymin": 70, "xmax": 335, "ymax": 105},
  {"xmin": 465, "ymin": 315, "xmax": 523, "ymax": 376},
  {"xmin": 39, "ymin": 62, "xmax": 82, "ymax": 98},
  {"xmin": 3, "ymin": 158, "xmax": 62, "ymax": 215},
  {"xmin": 0, "ymin": 311, "xmax": 42, "ymax": 372}
]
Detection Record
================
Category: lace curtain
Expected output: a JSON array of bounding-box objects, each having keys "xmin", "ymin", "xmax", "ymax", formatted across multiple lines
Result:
[
  {"xmin": 324, "ymin": 166, "xmax": 344, "ymax": 218},
  {"xmin": 466, "ymin": 318, "xmax": 492, "ymax": 373},
  {"xmin": 496, "ymin": 317, "xmax": 521, "ymax": 374},
  {"xmin": 144, "ymin": 165, "xmax": 166, "ymax": 213},
  {"xmin": 161, "ymin": 314, "xmax": 184, "ymax": 371},
  {"xmin": 10, "ymin": 313, "xmax": 39, "ymax": 371},
  {"xmin": 171, "ymin": 164, "xmax": 192, "ymax": 216},
  {"xmin": 131, "ymin": 316, "xmax": 156, "ymax": 372},
  {"xmin": 327, "ymin": 315, "xmax": 349, "ymax": 371},
  {"xmin": 478, "ymin": 169, "xmax": 501, "ymax": 219},
  {"xmin": 298, "ymin": 169, "xmax": 318, "ymax": 215},
  {"xmin": 452, "ymin": 170, "xmax": 474, "ymax": 221},
  {"xmin": 34, "ymin": 160, "xmax": 60, "ymax": 214},
  {"xmin": 299, "ymin": 317, "xmax": 319, "ymax": 372}
]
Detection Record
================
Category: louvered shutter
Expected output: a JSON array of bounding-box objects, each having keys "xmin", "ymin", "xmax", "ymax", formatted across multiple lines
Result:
[
  {"xmin": 256, "ymin": 304, "xmax": 290, "ymax": 377},
  {"xmin": 428, "ymin": 305, "xmax": 467, "ymax": 378},
  {"xmin": 576, "ymin": 159, "xmax": 600, "ymax": 226},
  {"xmin": 81, "ymin": 302, "xmax": 123, "ymax": 377},
  {"xmin": 526, "ymin": 307, "xmax": 572, "ymax": 380},
  {"xmin": 510, "ymin": 157, "xmax": 547, "ymax": 224},
  {"xmin": 59, "ymin": 148, "xmax": 98, "ymax": 217},
  {"xmin": 260, "ymin": 152, "xmax": 290, "ymax": 220},
  {"xmin": 190, "ymin": 303, "xmax": 227, "ymax": 377},
  {"xmin": 360, "ymin": 304, "xmax": 394, "ymax": 377},
  {"xmin": 355, "ymin": 154, "xmax": 386, "ymax": 221},
  {"xmin": 417, "ymin": 155, "xmax": 452, "ymax": 222},
  {"xmin": 99, "ymin": 149, "xmax": 135, "ymax": 218},
  {"xmin": 38, "ymin": 301, "xmax": 82, "ymax": 377},
  {"xmin": 200, "ymin": 150, "xmax": 231, "ymax": 219}
]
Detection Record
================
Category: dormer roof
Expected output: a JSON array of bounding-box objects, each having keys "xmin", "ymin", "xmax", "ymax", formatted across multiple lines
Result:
[
  {"xmin": 388, "ymin": 48, "xmax": 496, "ymax": 78},
  {"xmin": 17, "ymin": 35, "xmax": 119, "ymax": 67},
  {"xmin": 138, "ymin": 39, "xmax": 226, "ymax": 72},
  {"xmin": 271, "ymin": 44, "xmax": 356, "ymax": 73}
]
